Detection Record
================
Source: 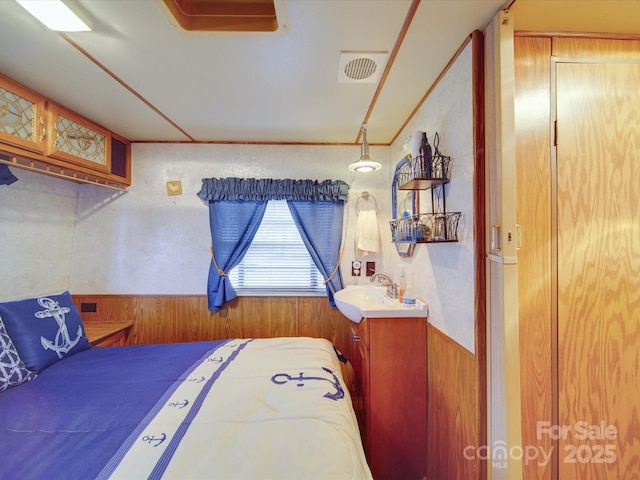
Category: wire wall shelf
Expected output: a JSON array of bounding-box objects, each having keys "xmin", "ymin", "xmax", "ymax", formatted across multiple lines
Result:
[
  {"xmin": 390, "ymin": 212, "xmax": 461, "ymax": 244},
  {"xmin": 390, "ymin": 132, "xmax": 460, "ymax": 246},
  {"xmin": 396, "ymin": 154, "xmax": 451, "ymax": 190}
]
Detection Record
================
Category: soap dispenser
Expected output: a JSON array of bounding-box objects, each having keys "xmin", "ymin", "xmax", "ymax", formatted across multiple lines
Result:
[{"xmin": 398, "ymin": 266, "xmax": 406, "ymax": 303}]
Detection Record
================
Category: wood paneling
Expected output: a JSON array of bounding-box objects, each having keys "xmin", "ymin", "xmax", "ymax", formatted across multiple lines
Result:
[
  {"xmin": 556, "ymin": 59, "xmax": 640, "ymax": 480},
  {"xmin": 72, "ymin": 294, "xmax": 354, "ymax": 358},
  {"xmin": 514, "ymin": 35, "xmax": 554, "ymax": 480},
  {"xmin": 471, "ymin": 29, "xmax": 488, "ymax": 480},
  {"xmin": 74, "ymin": 295, "xmax": 134, "ymax": 323},
  {"xmin": 241, "ymin": 296, "xmax": 297, "ymax": 338},
  {"xmin": 515, "ymin": 34, "xmax": 640, "ymax": 480},
  {"xmin": 554, "ymin": 38, "xmax": 640, "ymax": 58},
  {"xmin": 297, "ymin": 297, "xmax": 353, "ymax": 353},
  {"xmin": 427, "ymin": 324, "xmax": 478, "ymax": 480}
]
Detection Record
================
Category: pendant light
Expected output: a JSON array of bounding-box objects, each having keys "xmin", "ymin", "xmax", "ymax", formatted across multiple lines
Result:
[{"xmin": 348, "ymin": 124, "xmax": 381, "ymax": 173}]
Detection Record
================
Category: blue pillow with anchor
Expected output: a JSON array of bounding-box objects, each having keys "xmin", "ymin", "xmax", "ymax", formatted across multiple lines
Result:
[{"xmin": 0, "ymin": 291, "xmax": 90, "ymax": 373}]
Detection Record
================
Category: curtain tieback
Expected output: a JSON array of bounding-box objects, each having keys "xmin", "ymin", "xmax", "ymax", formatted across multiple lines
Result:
[
  {"xmin": 323, "ymin": 248, "xmax": 343, "ymax": 284},
  {"xmin": 210, "ymin": 244, "xmax": 228, "ymax": 276}
]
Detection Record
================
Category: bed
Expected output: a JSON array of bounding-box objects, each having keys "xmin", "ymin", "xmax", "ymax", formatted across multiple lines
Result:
[{"xmin": 0, "ymin": 292, "xmax": 372, "ymax": 480}]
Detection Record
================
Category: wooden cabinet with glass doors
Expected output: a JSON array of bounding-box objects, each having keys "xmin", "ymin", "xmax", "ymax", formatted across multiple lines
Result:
[
  {"xmin": 0, "ymin": 73, "xmax": 130, "ymax": 189},
  {"xmin": 46, "ymin": 103, "xmax": 111, "ymax": 174},
  {"xmin": 0, "ymin": 74, "xmax": 46, "ymax": 154}
]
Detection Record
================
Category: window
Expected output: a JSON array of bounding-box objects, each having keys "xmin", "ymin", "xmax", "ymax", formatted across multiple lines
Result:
[{"xmin": 229, "ymin": 200, "xmax": 325, "ymax": 295}]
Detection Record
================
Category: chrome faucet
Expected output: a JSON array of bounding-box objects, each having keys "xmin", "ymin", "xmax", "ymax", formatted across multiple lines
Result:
[{"xmin": 370, "ymin": 272, "xmax": 399, "ymax": 299}]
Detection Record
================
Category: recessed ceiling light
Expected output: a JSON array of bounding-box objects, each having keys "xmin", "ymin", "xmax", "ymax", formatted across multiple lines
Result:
[{"xmin": 15, "ymin": 0, "xmax": 92, "ymax": 32}]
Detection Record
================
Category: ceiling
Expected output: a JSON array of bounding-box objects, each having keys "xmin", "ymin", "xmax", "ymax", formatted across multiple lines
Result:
[{"xmin": 1, "ymin": 0, "xmax": 638, "ymax": 146}]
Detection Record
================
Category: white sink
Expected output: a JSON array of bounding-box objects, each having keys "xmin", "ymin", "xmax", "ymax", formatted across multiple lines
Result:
[{"xmin": 334, "ymin": 285, "xmax": 428, "ymax": 323}]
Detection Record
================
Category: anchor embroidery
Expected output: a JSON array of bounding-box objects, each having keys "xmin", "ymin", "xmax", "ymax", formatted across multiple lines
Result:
[
  {"xmin": 142, "ymin": 433, "xmax": 167, "ymax": 447},
  {"xmin": 169, "ymin": 399, "xmax": 189, "ymax": 409},
  {"xmin": 271, "ymin": 367, "xmax": 344, "ymax": 401},
  {"xmin": 36, "ymin": 297, "xmax": 82, "ymax": 359}
]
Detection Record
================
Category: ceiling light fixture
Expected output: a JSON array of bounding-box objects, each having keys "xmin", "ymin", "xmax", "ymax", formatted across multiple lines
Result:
[
  {"xmin": 348, "ymin": 124, "xmax": 381, "ymax": 173},
  {"xmin": 16, "ymin": 0, "xmax": 92, "ymax": 32}
]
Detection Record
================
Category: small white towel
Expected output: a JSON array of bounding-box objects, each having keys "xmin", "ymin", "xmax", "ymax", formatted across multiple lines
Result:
[{"xmin": 356, "ymin": 209, "xmax": 381, "ymax": 255}]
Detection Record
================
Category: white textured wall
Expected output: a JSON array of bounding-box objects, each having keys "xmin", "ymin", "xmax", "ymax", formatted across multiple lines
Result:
[
  {"xmin": 389, "ymin": 43, "xmax": 476, "ymax": 353},
  {"xmin": 70, "ymin": 143, "xmax": 391, "ymax": 294},
  {"xmin": 2, "ymin": 46, "xmax": 475, "ymax": 355},
  {"xmin": 0, "ymin": 168, "xmax": 78, "ymax": 301}
]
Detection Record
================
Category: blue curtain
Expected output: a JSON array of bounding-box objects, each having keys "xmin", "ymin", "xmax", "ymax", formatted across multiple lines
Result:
[
  {"xmin": 198, "ymin": 177, "xmax": 348, "ymax": 311},
  {"xmin": 205, "ymin": 200, "xmax": 267, "ymax": 311},
  {"xmin": 0, "ymin": 164, "xmax": 18, "ymax": 185},
  {"xmin": 287, "ymin": 200, "xmax": 344, "ymax": 306}
]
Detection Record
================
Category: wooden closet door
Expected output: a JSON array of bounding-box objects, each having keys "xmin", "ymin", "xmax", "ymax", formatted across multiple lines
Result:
[{"xmin": 555, "ymin": 60, "xmax": 640, "ymax": 479}]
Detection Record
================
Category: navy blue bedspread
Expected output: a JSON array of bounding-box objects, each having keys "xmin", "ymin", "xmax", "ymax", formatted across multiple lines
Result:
[{"xmin": 0, "ymin": 341, "xmax": 226, "ymax": 480}]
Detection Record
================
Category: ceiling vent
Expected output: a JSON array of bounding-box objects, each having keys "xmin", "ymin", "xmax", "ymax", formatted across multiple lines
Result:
[{"xmin": 337, "ymin": 51, "xmax": 388, "ymax": 84}]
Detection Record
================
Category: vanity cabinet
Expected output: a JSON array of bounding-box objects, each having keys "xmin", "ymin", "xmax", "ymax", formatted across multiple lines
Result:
[
  {"xmin": 0, "ymin": 73, "xmax": 130, "ymax": 190},
  {"xmin": 349, "ymin": 316, "xmax": 427, "ymax": 480}
]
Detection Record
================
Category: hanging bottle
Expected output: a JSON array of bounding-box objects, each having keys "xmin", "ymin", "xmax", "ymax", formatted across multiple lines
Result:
[{"xmin": 420, "ymin": 132, "xmax": 433, "ymax": 178}]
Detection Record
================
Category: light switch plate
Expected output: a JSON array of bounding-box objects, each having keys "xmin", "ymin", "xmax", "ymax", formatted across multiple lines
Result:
[
  {"xmin": 366, "ymin": 261, "xmax": 376, "ymax": 276},
  {"xmin": 166, "ymin": 180, "xmax": 182, "ymax": 196}
]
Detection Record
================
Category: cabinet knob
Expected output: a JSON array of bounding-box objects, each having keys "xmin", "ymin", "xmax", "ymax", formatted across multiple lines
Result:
[{"xmin": 351, "ymin": 335, "xmax": 360, "ymax": 343}]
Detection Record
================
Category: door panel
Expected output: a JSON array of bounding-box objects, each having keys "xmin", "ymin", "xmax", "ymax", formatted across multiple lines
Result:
[
  {"xmin": 556, "ymin": 61, "xmax": 640, "ymax": 479},
  {"xmin": 514, "ymin": 36, "xmax": 554, "ymax": 480}
]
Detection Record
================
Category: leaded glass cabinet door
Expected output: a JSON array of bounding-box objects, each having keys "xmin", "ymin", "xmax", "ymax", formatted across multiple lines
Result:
[
  {"xmin": 46, "ymin": 104, "xmax": 111, "ymax": 173},
  {"xmin": 0, "ymin": 75, "xmax": 46, "ymax": 153}
]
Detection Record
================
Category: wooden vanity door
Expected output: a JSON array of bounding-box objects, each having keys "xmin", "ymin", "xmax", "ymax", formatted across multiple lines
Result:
[{"xmin": 367, "ymin": 317, "xmax": 427, "ymax": 480}]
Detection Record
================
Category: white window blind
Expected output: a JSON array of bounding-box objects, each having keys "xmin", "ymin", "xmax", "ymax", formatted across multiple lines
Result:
[{"xmin": 229, "ymin": 200, "xmax": 325, "ymax": 295}]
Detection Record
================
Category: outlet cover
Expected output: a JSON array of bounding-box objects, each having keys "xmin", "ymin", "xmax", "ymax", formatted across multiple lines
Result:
[{"xmin": 352, "ymin": 260, "xmax": 362, "ymax": 276}]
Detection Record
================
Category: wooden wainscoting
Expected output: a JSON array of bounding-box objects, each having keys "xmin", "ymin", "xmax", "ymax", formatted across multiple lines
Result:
[
  {"xmin": 72, "ymin": 294, "xmax": 354, "ymax": 359},
  {"xmin": 427, "ymin": 323, "xmax": 479, "ymax": 480}
]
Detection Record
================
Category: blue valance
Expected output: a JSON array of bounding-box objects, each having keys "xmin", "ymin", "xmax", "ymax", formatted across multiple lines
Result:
[{"xmin": 197, "ymin": 178, "xmax": 349, "ymax": 202}]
